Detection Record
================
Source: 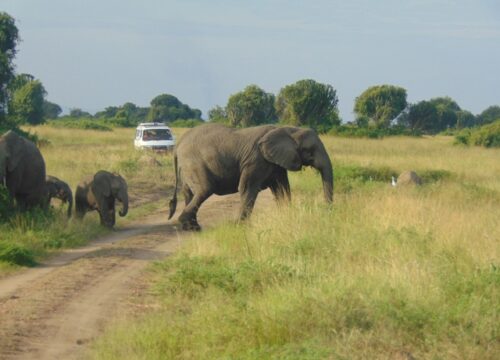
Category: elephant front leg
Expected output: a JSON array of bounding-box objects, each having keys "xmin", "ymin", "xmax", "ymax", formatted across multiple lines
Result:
[
  {"xmin": 97, "ymin": 197, "xmax": 113, "ymax": 228},
  {"xmin": 108, "ymin": 201, "xmax": 116, "ymax": 227},
  {"xmin": 239, "ymin": 190, "xmax": 259, "ymax": 221},
  {"xmin": 238, "ymin": 173, "xmax": 260, "ymax": 221}
]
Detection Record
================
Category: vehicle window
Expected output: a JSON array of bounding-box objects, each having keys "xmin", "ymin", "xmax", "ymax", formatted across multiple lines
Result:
[{"xmin": 142, "ymin": 129, "xmax": 172, "ymax": 141}]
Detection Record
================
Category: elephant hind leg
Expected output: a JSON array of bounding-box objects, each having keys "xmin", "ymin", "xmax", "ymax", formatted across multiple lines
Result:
[
  {"xmin": 178, "ymin": 190, "xmax": 211, "ymax": 231},
  {"xmin": 182, "ymin": 185, "xmax": 193, "ymax": 207}
]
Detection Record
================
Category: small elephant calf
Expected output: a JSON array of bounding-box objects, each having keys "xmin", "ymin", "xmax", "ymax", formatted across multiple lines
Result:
[
  {"xmin": 45, "ymin": 175, "xmax": 73, "ymax": 217},
  {"xmin": 75, "ymin": 170, "xmax": 129, "ymax": 228}
]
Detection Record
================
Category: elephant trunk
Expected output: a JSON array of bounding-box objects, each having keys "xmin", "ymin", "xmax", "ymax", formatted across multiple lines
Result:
[
  {"xmin": 118, "ymin": 190, "xmax": 128, "ymax": 217},
  {"xmin": 314, "ymin": 151, "xmax": 334, "ymax": 204}
]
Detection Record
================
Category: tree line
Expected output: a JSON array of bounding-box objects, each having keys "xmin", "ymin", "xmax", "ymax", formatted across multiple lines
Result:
[{"xmin": 2, "ymin": 11, "xmax": 499, "ymax": 135}]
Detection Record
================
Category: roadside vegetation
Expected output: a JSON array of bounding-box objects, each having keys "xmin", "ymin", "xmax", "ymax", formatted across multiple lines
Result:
[
  {"xmin": 0, "ymin": 126, "xmax": 175, "ymax": 273},
  {"xmin": 455, "ymin": 120, "xmax": 500, "ymax": 148},
  {"xmin": 91, "ymin": 135, "xmax": 499, "ymax": 359}
]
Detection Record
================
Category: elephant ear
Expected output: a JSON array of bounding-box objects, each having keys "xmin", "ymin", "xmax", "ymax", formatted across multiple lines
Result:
[
  {"xmin": 92, "ymin": 172, "xmax": 111, "ymax": 197},
  {"xmin": 258, "ymin": 128, "xmax": 302, "ymax": 171},
  {"xmin": 5, "ymin": 131, "xmax": 25, "ymax": 171}
]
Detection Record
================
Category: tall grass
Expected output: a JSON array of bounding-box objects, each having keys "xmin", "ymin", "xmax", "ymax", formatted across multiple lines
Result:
[{"xmin": 91, "ymin": 135, "xmax": 499, "ymax": 359}]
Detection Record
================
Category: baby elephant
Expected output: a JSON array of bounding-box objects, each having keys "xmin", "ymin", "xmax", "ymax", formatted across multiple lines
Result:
[
  {"xmin": 46, "ymin": 175, "xmax": 73, "ymax": 217},
  {"xmin": 75, "ymin": 170, "xmax": 129, "ymax": 228}
]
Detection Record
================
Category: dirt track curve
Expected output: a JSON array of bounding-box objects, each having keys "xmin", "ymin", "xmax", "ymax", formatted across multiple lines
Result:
[{"xmin": 0, "ymin": 191, "xmax": 272, "ymax": 360}]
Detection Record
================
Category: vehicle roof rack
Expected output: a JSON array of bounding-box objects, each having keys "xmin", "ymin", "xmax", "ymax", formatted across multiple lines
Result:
[{"xmin": 138, "ymin": 122, "xmax": 169, "ymax": 127}]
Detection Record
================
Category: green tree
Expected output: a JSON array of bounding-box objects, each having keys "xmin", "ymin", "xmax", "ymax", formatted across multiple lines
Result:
[
  {"xmin": 147, "ymin": 94, "xmax": 201, "ymax": 123},
  {"xmin": 276, "ymin": 79, "xmax": 340, "ymax": 132},
  {"xmin": 8, "ymin": 79, "xmax": 47, "ymax": 125},
  {"xmin": 428, "ymin": 97, "xmax": 461, "ymax": 130},
  {"xmin": 208, "ymin": 105, "xmax": 227, "ymax": 123},
  {"xmin": 477, "ymin": 105, "xmax": 500, "ymax": 126},
  {"xmin": 69, "ymin": 108, "xmax": 92, "ymax": 118},
  {"xmin": 0, "ymin": 12, "xmax": 19, "ymax": 122},
  {"xmin": 354, "ymin": 85, "xmax": 407, "ymax": 128},
  {"xmin": 43, "ymin": 100, "xmax": 62, "ymax": 119},
  {"xmin": 95, "ymin": 106, "xmax": 119, "ymax": 118},
  {"xmin": 225, "ymin": 85, "xmax": 276, "ymax": 127},
  {"xmin": 456, "ymin": 110, "xmax": 476, "ymax": 129},
  {"xmin": 398, "ymin": 100, "xmax": 439, "ymax": 133}
]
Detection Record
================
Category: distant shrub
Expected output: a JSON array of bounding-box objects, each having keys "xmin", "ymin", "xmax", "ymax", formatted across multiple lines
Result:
[
  {"xmin": 454, "ymin": 120, "xmax": 500, "ymax": 148},
  {"xmin": 48, "ymin": 118, "xmax": 112, "ymax": 131},
  {"xmin": 329, "ymin": 125, "xmax": 420, "ymax": 139},
  {"xmin": 169, "ymin": 118, "xmax": 205, "ymax": 128}
]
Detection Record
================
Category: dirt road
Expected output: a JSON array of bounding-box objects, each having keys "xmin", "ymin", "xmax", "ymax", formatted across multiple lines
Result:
[{"xmin": 0, "ymin": 192, "xmax": 271, "ymax": 360}]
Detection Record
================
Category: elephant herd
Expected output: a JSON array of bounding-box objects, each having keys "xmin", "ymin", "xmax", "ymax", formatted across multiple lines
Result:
[
  {"xmin": 2, "ymin": 123, "xmax": 334, "ymax": 231},
  {"xmin": 0, "ymin": 130, "xmax": 128, "ymax": 228}
]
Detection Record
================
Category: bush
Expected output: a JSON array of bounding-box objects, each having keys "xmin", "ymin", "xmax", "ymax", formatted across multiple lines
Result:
[
  {"xmin": 169, "ymin": 118, "xmax": 205, "ymax": 128},
  {"xmin": 329, "ymin": 125, "xmax": 420, "ymax": 139},
  {"xmin": 48, "ymin": 118, "xmax": 112, "ymax": 131},
  {"xmin": 0, "ymin": 242, "xmax": 36, "ymax": 266},
  {"xmin": 454, "ymin": 120, "xmax": 500, "ymax": 148}
]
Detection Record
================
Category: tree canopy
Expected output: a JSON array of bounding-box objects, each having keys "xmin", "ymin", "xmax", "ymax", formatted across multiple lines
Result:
[
  {"xmin": 8, "ymin": 77, "xmax": 47, "ymax": 125},
  {"xmin": 147, "ymin": 94, "xmax": 202, "ymax": 123},
  {"xmin": 396, "ymin": 96, "xmax": 480, "ymax": 134},
  {"xmin": 69, "ymin": 108, "xmax": 92, "ymax": 118},
  {"xmin": 477, "ymin": 105, "xmax": 500, "ymax": 126},
  {"xmin": 208, "ymin": 105, "xmax": 227, "ymax": 123},
  {"xmin": 398, "ymin": 100, "xmax": 439, "ymax": 133},
  {"xmin": 0, "ymin": 12, "xmax": 19, "ymax": 122},
  {"xmin": 225, "ymin": 85, "xmax": 276, "ymax": 127},
  {"xmin": 43, "ymin": 100, "xmax": 62, "ymax": 119},
  {"xmin": 354, "ymin": 85, "xmax": 407, "ymax": 128},
  {"xmin": 276, "ymin": 79, "xmax": 340, "ymax": 132}
]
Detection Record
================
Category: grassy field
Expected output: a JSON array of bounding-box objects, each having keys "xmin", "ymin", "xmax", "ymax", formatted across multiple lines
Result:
[
  {"xmin": 90, "ymin": 134, "xmax": 499, "ymax": 359},
  {"xmin": 0, "ymin": 126, "xmax": 179, "ymax": 273}
]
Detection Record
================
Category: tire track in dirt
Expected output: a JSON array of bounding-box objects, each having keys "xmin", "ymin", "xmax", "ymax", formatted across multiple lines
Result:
[{"xmin": 0, "ymin": 191, "xmax": 272, "ymax": 360}]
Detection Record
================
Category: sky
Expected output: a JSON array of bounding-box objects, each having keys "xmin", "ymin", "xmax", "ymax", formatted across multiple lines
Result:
[{"xmin": 2, "ymin": 0, "xmax": 500, "ymax": 121}]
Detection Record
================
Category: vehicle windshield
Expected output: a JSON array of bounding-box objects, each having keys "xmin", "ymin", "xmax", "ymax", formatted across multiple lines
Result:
[{"xmin": 142, "ymin": 129, "xmax": 172, "ymax": 141}]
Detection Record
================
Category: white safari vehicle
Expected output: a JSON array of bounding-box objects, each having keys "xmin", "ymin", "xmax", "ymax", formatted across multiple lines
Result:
[{"xmin": 134, "ymin": 123, "xmax": 175, "ymax": 151}]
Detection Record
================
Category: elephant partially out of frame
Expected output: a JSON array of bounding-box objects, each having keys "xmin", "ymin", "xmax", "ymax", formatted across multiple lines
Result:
[
  {"xmin": 168, "ymin": 123, "xmax": 333, "ymax": 230},
  {"xmin": 46, "ymin": 175, "xmax": 73, "ymax": 218},
  {"xmin": 0, "ymin": 130, "xmax": 46, "ymax": 210},
  {"xmin": 75, "ymin": 170, "xmax": 129, "ymax": 228}
]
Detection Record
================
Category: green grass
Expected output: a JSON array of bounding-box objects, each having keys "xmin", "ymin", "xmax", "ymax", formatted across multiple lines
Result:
[
  {"xmin": 0, "ymin": 207, "xmax": 107, "ymax": 268},
  {"xmin": 90, "ymin": 135, "xmax": 500, "ymax": 359}
]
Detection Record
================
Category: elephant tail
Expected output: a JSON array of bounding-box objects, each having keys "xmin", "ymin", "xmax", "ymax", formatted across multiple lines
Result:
[{"xmin": 168, "ymin": 153, "xmax": 178, "ymax": 220}]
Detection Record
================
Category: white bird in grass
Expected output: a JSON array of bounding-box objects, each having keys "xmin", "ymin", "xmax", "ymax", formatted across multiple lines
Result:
[{"xmin": 391, "ymin": 176, "xmax": 397, "ymax": 187}]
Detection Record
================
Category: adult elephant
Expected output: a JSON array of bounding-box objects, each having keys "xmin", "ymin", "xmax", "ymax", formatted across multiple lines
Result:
[
  {"xmin": 46, "ymin": 175, "xmax": 73, "ymax": 218},
  {"xmin": 168, "ymin": 123, "xmax": 333, "ymax": 230},
  {"xmin": 0, "ymin": 130, "xmax": 46, "ymax": 210},
  {"xmin": 75, "ymin": 170, "xmax": 128, "ymax": 228}
]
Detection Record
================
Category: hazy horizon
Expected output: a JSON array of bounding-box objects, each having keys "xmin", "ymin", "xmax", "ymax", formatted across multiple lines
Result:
[{"xmin": 2, "ymin": 0, "xmax": 500, "ymax": 121}]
